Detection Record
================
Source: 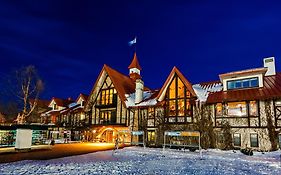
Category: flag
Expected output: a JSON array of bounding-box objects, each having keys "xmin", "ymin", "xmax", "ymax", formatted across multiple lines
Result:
[{"xmin": 128, "ymin": 37, "xmax": 137, "ymax": 46}]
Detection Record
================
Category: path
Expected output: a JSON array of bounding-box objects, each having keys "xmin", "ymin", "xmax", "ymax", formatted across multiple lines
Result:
[{"xmin": 0, "ymin": 143, "xmax": 123, "ymax": 163}]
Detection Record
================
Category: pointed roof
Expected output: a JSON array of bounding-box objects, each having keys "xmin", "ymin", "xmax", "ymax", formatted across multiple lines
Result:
[
  {"xmin": 75, "ymin": 93, "xmax": 89, "ymax": 103},
  {"xmin": 157, "ymin": 66, "xmax": 197, "ymax": 101},
  {"xmin": 48, "ymin": 97, "xmax": 74, "ymax": 107},
  {"xmin": 128, "ymin": 52, "xmax": 142, "ymax": 70},
  {"xmin": 86, "ymin": 64, "xmax": 149, "ymax": 109}
]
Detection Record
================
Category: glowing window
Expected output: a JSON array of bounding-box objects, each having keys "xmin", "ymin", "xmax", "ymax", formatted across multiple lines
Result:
[
  {"xmin": 216, "ymin": 103, "xmax": 223, "ymax": 116},
  {"xmin": 169, "ymin": 78, "xmax": 176, "ymax": 99},
  {"xmin": 169, "ymin": 100, "xmax": 176, "ymax": 116},
  {"xmin": 177, "ymin": 78, "xmax": 185, "ymax": 98},
  {"xmin": 227, "ymin": 102, "xmax": 247, "ymax": 116},
  {"xmin": 249, "ymin": 101, "xmax": 258, "ymax": 116}
]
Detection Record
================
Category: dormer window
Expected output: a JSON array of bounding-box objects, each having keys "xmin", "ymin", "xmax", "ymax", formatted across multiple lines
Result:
[
  {"xmin": 53, "ymin": 103, "xmax": 57, "ymax": 110},
  {"xmin": 227, "ymin": 77, "xmax": 259, "ymax": 90},
  {"xmin": 81, "ymin": 100, "xmax": 85, "ymax": 107}
]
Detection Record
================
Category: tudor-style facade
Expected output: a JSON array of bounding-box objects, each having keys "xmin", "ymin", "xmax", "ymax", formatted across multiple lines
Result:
[
  {"xmin": 29, "ymin": 53, "xmax": 281, "ymax": 151},
  {"xmin": 205, "ymin": 57, "xmax": 281, "ymax": 150}
]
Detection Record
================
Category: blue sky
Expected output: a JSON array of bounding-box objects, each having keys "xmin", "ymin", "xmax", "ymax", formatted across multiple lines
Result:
[{"xmin": 1, "ymin": 1, "xmax": 281, "ymax": 100}]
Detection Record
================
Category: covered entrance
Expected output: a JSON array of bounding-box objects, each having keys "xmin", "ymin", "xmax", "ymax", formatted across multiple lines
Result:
[{"xmin": 92, "ymin": 126, "xmax": 131, "ymax": 143}]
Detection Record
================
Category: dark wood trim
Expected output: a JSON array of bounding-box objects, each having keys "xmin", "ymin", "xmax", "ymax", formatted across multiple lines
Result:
[
  {"xmin": 214, "ymin": 104, "xmax": 217, "ymax": 127},
  {"xmin": 246, "ymin": 101, "xmax": 250, "ymax": 127},
  {"xmin": 258, "ymin": 100, "xmax": 261, "ymax": 127},
  {"xmin": 125, "ymin": 108, "xmax": 128, "ymax": 126},
  {"xmin": 119, "ymin": 101, "xmax": 122, "ymax": 124}
]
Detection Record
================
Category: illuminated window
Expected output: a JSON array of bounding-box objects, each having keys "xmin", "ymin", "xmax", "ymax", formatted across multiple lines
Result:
[
  {"xmin": 216, "ymin": 103, "xmax": 223, "ymax": 116},
  {"xmin": 169, "ymin": 78, "xmax": 176, "ymax": 99},
  {"xmin": 100, "ymin": 110, "xmax": 116, "ymax": 124},
  {"xmin": 227, "ymin": 102, "xmax": 247, "ymax": 116},
  {"xmin": 178, "ymin": 99, "xmax": 185, "ymax": 116},
  {"xmin": 99, "ymin": 88, "xmax": 116, "ymax": 105},
  {"xmin": 148, "ymin": 108, "xmax": 154, "ymax": 119},
  {"xmin": 166, "ymin": 75, "xmax": 193, "ymax": 123},
  {"xmin": 233, "ymin": 133, "xmax": 241, "ymax": 146},
  {"xmin": 177, "ymin": 78, "xmax": 185, "ymax": 98},
  {"xmin": 169, "ymin": 100, "xmax": 176, "ymax": 116},
  {"xmin": 249, "ymin": 101, "xmax": 258, "ymax": 116}
]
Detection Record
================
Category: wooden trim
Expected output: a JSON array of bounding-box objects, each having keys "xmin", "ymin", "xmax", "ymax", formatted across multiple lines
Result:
[
  {"xmin": 258, "ymin": 100, "xmax": 261, "ymax": 127},
  {"xmin": 246, "ymin": 101, "xmax": 250, "ymax": 127}
]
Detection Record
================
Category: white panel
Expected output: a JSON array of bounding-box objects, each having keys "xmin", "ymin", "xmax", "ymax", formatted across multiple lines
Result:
[{"xmin": 15, "ymin": 129, "xmax": 32, "ymax": 149}]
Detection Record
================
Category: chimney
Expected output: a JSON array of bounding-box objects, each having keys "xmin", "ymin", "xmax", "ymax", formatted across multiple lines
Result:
[
  {"xmin": 135, "ymin": 79, "xmax": 144, "ymax": 104},
  {"xmin": 263, "ymin": 57, "xmax": 276, "ymax": 76}
]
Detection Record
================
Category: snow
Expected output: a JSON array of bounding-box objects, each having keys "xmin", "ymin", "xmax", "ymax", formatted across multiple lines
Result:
[
  {"xmin": 193, "ymin": 83, "xmax": 223, "ymax": 102},
  {"xmin": 1, "ymin": 147, "xmax": 280, "ymax": 175},
  {"xmin": 125, "ymin": 91, "xmax": 157, "ymax": 107}
]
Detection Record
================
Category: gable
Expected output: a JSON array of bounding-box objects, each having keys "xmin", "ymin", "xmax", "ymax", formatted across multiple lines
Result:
[
  {"xmin": 48, "ymin": 99, "xmax": 56, "ymax": 108},
  {"xmin": 157, "ymin": 67, "xmax": 197, "ymax": 101}
]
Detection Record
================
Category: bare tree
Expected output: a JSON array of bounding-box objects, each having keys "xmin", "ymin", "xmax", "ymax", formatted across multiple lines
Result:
[
  {"xmin": 264, "ymin": 100, "xmax": 279, "ymax": 151},
  {"xmin": 193, "ymin": 104, "xmax": 216, "ymax": 149},
  {"xmin": 7, "ymin": 65, "xmax": 44, "ymax": 124}
]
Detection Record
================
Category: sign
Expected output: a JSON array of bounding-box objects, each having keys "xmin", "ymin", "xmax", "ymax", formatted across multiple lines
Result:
[
  {"xmin": 165, "ymin": 131, "xmax": 200, "ymax": 137},
  {"xmin": 180, "ymin": 131, "xmax": 200, "ymax": 137},
  {"xmin": 165, "ymin": 131, "xmax": 181, "ymax": 136},
  {"xmin": 131, "ymin": 131, "xmax": 144, "ymax": 135}
]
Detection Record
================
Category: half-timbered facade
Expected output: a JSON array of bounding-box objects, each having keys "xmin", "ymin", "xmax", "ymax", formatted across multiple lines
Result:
[{"xmin": 205, "ymin": 57, "xmax": 281, "ymax": 150}]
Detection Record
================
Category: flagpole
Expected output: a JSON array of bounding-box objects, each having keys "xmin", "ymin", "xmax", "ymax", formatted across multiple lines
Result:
[{"xmin": 134, "ymin": 36, "xmax": 137, "ymax": 53}]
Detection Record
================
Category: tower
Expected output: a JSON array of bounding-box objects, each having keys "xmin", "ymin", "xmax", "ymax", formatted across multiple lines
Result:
[{"xmin": 128, "ymin": 52, "xmax": 144, "ymax": 104}]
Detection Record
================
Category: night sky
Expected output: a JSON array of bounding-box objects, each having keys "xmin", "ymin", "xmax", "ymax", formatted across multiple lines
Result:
[{"xmin": 1, "ymin": 1, "xmax": 281, "ymax": 101}]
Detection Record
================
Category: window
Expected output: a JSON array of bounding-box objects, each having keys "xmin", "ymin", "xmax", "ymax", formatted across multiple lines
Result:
[
  {"xmin": 233, "ymin": 133, "xmax": 241, "ymax": 147},
  {"xmin": 250, "ymin": 133, "xmax": 258, "ymax": 147},
  {"xmin": 249, "ymin": 101, "xmax": 258, "ymax": 116},
  {"xmin": 166, "ymin": 76, "xmax": 193, "ymax": 123},
  {"xmin": 216, "ymin": 103, "xmax": 223, "ymax": 116},
  {"xmin": 227, "ymin": 102, "xmax": 247, "ymax": 116},
  {"xmin": 53, "ymin": 103, "xmax": 57, "ymax": 110},
  {"xmin": 99, "ymin": 88, "xmax": 116, "ymax": 105},
  {"xmin": 227, "ymin": 77, "xmax": 259, "ymax": 90},
  {"xmin": 148, "ymin": 108, "xmax": 155, "ymax": 127},
  {"xmin": 168, "ymin": 100, "xmax": 176, "ymax": 116},
  {"xmin": 100, "ymin": 110, "xmax": 116, "ymax": 124}
]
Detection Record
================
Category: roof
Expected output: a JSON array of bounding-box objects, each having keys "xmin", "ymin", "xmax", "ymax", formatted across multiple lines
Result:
[
  {"xmin": 125, "ymin": 90, "xmax": 159, "ymax": 108},
  {"xmin": 86, "ymin": 64, "xmax": 150, "ymax": 109},
  {"xmin": 207, "ymin": 72, "xmax": 281, "ymax": 103},
  {"xmin": 192, "ymin": 81, "xmax": 223, "ymax": 102},
  {"xmin": 219, "ymin": 67, "xmax": 267, "ymax": 81},
  {"xmin": 128, "ymin": 52, "xmax": 142, "ymax": 70},
  {"xmin": 157, "ymin": 66, "xmax": 197, "ymax": 101},
  {"xmin": 49, "ymin": 97, "xmax": 74, "ymax": 107},
  {"xmin": 76, "ymin": 93, "xmax": 88, "ymax": 103}
]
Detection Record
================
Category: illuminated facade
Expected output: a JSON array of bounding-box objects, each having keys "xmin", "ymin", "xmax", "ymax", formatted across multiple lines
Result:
[{"xmin": 39, "ymin": 54, "xmax": 281, "ymax": 151}]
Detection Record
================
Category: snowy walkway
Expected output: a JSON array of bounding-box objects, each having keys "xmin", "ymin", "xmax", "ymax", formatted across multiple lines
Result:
[{"xmin": 0, "ymin": 147, "xmax": 281, "ymax": 175}]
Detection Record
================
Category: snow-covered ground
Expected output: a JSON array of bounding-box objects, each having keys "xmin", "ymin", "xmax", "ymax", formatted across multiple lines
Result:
[{"xmin": 0, "ymin": 147, "xmax": 281, "ymax": 175}]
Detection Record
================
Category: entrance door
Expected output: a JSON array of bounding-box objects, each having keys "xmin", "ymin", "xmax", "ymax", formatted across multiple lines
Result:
[
  {"xmin": 105, "ymin": 130, "xmax": 113, "ymax": 143},
  {"xmin": 147, "ymin": 131, "xmax": 155, "ymax": 146}
]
